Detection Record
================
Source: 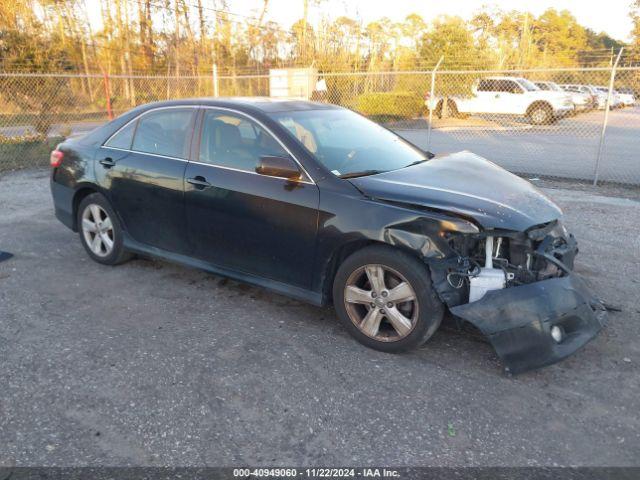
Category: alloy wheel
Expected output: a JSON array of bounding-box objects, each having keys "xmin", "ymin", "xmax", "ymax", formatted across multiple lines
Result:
[
  {"xmin": 81, "ymin": 204, "xmax": 114, "ymax": 257},
  {"xmin": 531, "ymin": 108, "xmax": 548, "ymax": 124},
  {"xmin": 343, "ymin": 264, "xmax": 419, "ymax": 342}
]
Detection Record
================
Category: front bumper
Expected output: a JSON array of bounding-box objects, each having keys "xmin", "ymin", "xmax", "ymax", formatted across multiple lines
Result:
[
  {"xmin": 450, "ymin": 274, "xmax": 607, "ymax": 374},
  {"xmin": 553, "ymin": 105, "xmax": 574, "ymax": 116}
]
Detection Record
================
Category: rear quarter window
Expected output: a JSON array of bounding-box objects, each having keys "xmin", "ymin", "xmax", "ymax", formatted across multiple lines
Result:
[{"xmin": 105, "ymin": 121, "xmax": 136, "ymax": 149}]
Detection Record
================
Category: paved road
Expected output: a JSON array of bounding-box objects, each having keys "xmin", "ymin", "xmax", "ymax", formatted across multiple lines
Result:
[
  {"xmin": 1, "ymin": 169, "xmax": 639, "ymax": 466},
  {"xmin": 399, "ymin": 106, "xmax": 640, "ymax": 185},
  {"xmin": 0, "ymin": 120, "xmax": 106, "ymax": 139}
]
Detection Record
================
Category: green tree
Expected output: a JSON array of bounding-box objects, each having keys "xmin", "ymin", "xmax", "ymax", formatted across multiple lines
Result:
[
  {"xmin": 532, "ymin": 9, "xmax": 588, "ymax": 66},
  {"xmin": 419, "ymin": 16, "xmax": 481, "ymax": 69}
]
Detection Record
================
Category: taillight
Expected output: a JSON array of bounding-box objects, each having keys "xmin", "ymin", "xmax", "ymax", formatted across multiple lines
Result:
[{"xmin": 50, "ymin": 149, "xmax": 64, "ymax": 167}]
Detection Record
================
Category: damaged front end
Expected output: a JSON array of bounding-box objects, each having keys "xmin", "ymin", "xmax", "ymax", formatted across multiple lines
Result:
[{"xmin": 429, "ymin": 219, "xmax": 607, "ymax": 374}]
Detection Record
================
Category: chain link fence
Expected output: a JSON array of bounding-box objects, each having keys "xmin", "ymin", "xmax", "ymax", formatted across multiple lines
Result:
[{"xmin": 1, "ymin": 67, "xmax": 638, "ymax": 187}]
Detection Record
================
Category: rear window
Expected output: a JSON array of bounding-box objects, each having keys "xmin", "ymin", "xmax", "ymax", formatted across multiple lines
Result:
[
  {"xmin": 478, "ymin": 79, "xmax": 497, "ymax": 92},
  {"xmin": 131, "ymin": 108, "xmax": 195, "ymax": 159}
]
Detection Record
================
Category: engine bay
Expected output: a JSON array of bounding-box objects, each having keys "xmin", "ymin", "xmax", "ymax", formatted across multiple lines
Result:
[{"xmin": 441, "ymin": 220, "xmax": 577, "ymax": 304}]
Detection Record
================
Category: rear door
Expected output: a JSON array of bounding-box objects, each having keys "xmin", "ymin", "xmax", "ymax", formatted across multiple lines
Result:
[
  {"xmin": 96, "ymin": 106, "xmax": 197, "ymax": 254},
  {"xmin": 184, "ymin": 108, "xmax": 320, "ymax": 289}
]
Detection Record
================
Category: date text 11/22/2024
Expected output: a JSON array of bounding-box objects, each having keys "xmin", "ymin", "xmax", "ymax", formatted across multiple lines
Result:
[{"xmin": 232, "ymin": 468, "xmax": 401, "ymax": 477}]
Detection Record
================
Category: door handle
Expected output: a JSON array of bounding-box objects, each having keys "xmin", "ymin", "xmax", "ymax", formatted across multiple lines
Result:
[
  {"xmin": 186, "ymin": 176, "xmax": 211, "ymax": 190},
  {"xmin": 99, "ymin": 157, "xmax": 116, "ymax": 168}
]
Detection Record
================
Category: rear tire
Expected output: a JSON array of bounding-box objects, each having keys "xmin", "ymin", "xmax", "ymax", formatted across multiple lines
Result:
[
  {"xmin": 332, "ymin": 245, "xmax": 444, "ymax": 353},
  {"xmin": 447, "ymin": 99, "xmax": 468, "ymax": 119},
  {"xmin": 434, "ymin": 99, "xmax": 443, "ymax": 118},
  {"xmin": 77, "ymin": 193, "xmax": 132, "ymax": 266},
  {"xmin": 528, "ymin": 103, "xmax": 554, "ymax": 125}
]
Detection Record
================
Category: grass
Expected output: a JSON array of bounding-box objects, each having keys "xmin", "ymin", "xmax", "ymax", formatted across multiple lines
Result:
[{"xmin": 0, "ymin": 136, "xmax": 65, "ymax": 173}]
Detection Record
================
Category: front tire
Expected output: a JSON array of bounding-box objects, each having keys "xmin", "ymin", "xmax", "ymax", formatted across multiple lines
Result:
[
  {"xmin": 77, "ymin": 193, "xmax": 132, "ymax": 265},
  {"xmin": 332, "ymin": 245, "xmax": 444, "ymax": 353}
]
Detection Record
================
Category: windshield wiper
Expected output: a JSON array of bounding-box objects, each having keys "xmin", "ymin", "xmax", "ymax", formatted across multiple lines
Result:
[
  {"xmin": 406, "ymin": 159, "xmax": 429, "ymax": 167},
  {"xmin": 338, "ymin": 170, "xmax": 386, "ymax": 179}
]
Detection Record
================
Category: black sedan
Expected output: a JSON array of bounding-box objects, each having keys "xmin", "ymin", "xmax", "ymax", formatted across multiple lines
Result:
[{"xmin": 50, "ymin": 98, "xmax": 606, "ymax": 373}]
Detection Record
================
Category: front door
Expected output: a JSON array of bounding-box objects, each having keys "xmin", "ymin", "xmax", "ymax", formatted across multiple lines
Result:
[
  {"xmin": 184, "ymin": 108, "xmax": 320, "ymax": 289},
  {"xmin": 96, "ymin": 107, "xmax": 197, "ymax": 253}
]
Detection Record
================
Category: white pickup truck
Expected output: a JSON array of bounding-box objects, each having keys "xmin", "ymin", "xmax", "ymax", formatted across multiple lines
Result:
[{"xmin": 429, "ymin": 76, "xmax": 574, "ymax": 125}]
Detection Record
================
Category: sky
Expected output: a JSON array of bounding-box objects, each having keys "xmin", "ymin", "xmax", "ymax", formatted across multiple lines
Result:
[
  {"xmin": 252, "ymin": 0, "xmax": 634, "ymax": 42},
  {"xmin": 83, "ymin": 0, "xmax": 635, "ymax": 43}
]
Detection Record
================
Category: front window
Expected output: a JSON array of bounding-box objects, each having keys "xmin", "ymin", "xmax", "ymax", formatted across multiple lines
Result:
[
  {"xmin": 517, "ymin": 79, "xmax": 540, "ymax": 91},
  {"xmin": 500, "ymin": 80, "xmax": 523, "ymax": 93},
  {"xmin": 268, "ymin": 109, "xmax": 428, "ymax": 178},
  {"xmin": 199, "ymin": 110, "xmax": 291, "ymax": 173}
]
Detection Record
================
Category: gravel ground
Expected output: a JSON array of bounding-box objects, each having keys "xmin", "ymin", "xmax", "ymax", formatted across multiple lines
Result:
[{"xmin": 0, "ymin": 168, "xmax": 639, "ymax": 467}]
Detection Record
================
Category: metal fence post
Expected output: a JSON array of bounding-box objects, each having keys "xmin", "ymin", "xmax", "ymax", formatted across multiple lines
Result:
[
  {"xmin": 593, "ymin": 48, "xmax": 623, "ymax": 186},
  {"xmin": 426, "ymin": 56, "xmax": 444, "ymax": 152},
  {"xmin": 102, "ymin": 71, "xmax": 113, "ymax": 120},
  {"xmin": 212, "ymin": 64, "xmax": 219, "ymax": 97}
]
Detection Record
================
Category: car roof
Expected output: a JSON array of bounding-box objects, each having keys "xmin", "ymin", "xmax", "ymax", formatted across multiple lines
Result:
[
  {"xmin": 133, "ymin": 97, "xmax": 341, "ymax": 114},
  {"xmin": 483, "ymin": 76, "xmax": 525, "ymax": 81}
]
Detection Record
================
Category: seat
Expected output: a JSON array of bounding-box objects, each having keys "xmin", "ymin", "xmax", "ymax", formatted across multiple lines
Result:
[{"xmin": 214, "ymin": 122, "xmax": 256, "ymax": 171}]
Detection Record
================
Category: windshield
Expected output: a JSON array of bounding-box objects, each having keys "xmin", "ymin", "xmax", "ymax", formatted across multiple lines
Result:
[
  {"xmin": 518, "ymin": 78, "xmax": 540, "ymax": 91},
  {"xmin": 268, "ymin": 108, "xmax": 428, "ymax": 177}
]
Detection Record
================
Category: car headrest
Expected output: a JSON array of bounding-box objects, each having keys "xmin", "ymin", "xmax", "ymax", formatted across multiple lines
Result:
[{"xmin": 216, "ymin": 122, "xmax": 242, "ymax": 150}]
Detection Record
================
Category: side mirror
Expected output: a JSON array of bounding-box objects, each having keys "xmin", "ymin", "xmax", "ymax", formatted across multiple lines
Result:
[{"xmin": 256, "ymin": 155, "xmax": 301, "ymax": 180}]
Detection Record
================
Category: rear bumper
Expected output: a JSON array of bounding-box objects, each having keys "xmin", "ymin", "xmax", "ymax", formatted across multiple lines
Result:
[
  {"xmin": 51, "ymin": 176, "xmax": 76, "ymax": 231},
  {"xmin": 450, "ymin": 274, "xmax": 607, "ymax": 374}
]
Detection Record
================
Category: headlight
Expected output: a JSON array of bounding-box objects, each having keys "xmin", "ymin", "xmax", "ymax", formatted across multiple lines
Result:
[
  {"xmin": 549, "ymin": 220, "xmax": 569, "ymax": 239},
  {"xmin": 440, "ymin": 218, "xmax": 480, "ymax": 234}
]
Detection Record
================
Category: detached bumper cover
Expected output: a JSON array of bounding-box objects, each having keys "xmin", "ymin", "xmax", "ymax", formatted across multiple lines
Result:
[{"xmin": 450, "ymin": 274, "xmax": 607, "ymax": 374}]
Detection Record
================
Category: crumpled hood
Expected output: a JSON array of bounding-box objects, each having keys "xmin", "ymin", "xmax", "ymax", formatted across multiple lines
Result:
[{"xmin": 349, "ymin": 151, "xmax": 562, "ymax": 231}]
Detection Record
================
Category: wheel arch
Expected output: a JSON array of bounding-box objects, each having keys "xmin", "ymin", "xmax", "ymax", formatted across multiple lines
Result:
[
  {"xmin": 320, "ymin": 239, "xmax": 432, "ymax": 305},
  {"xmin": 71, "ymin": 184, "xmax": 117, "ymax": 232},
  {"xmin": 71, "ymin": 185, "xmax": 101, "ymax": 231},
  {"xmin": 526, "ymin": 100, "xmax": 553, "ymax": 117}
]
